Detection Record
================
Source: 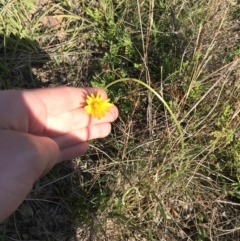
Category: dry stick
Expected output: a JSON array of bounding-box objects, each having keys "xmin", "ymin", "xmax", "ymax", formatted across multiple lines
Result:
[
  {"xmin": 145, "ymin": 0, "xmax": 155, "ymax": 136},
  {"xmin": 137, "ymin": 0, "xmax": 154, "ymax": 136}
]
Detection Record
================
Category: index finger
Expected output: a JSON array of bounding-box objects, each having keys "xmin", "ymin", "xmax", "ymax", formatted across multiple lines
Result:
[{"xmin": 26, "ymin": 87, "xmax": 108, "ymax": 116}]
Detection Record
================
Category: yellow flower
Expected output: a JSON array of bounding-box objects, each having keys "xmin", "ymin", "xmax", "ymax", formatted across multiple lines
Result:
[{"xmin": 84, "ymin": 92, "xmax": 113, "ymax": 119}]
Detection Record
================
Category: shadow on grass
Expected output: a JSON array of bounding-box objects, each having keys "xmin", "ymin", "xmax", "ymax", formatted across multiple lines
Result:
[{"xmin": 0, "ymin": 34, "xmax": 52, "ymax": 89}]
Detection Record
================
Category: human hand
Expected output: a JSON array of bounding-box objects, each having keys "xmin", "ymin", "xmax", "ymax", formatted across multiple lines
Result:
[{"xmin": 0, "ymin": 87, "xmax": 118, "ymax": 222}]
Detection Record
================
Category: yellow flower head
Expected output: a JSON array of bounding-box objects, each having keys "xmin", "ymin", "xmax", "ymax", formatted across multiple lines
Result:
[{"xmin": 84, "ymin": 92, "xmax": 113, "ymax": 119}]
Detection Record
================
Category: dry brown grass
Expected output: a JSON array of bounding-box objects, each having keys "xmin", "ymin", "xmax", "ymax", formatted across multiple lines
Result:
[{"xmin": 0, "ymin": 0, "xmax": 240, "ymax": 240}]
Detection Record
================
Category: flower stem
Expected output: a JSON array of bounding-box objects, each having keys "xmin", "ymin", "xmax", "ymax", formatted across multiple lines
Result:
[{"xmin": 105, "ymin": 78, "xmax": 184, "ymax": 150}]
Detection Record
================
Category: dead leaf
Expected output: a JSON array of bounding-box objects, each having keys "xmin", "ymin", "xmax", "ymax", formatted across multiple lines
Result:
[{"xmin": 41, "ymin": 15, "xmax": 64, "ymax": 30}]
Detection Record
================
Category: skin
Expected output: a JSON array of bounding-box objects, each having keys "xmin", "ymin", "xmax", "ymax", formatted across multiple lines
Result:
[{"xmin": 0, "ymin": 87, "xmax": 118, "ymax": 222}]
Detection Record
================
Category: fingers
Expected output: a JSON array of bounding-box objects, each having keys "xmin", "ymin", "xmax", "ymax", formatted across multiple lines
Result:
[
  {"xmin": 53, "ymin": 122, "xmax": 112, "ymax": 150},
  {"xmin": 0, "ymin": 87, "xmax": 118, "ymax": 136},
  {"xmin": 44, "ymin": 105, "xmax": 118, "ymax": 136},
  {"xmin": 23, "ymin": 87, "xmax": 118, "ymax": 136}
]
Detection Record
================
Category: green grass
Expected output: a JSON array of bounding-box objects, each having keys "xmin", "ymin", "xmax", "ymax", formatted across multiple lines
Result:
[{"xmin": 1, "ymin": 0, "xmax": 240, "ymax": 240}]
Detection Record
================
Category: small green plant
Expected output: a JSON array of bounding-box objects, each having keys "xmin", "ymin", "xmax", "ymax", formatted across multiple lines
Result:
[
  {"xmin": 211, "ymin": 105, "xmax": 234, "ymax": 146},
  {"xmin": 84, "ymin": 2, "xmax": 138, "ymax": 114}
]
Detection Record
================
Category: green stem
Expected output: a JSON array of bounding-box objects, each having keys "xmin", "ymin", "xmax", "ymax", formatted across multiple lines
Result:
[{"xmin": 105, "ymin": 78, "xmax": 184, "ymax": 150}]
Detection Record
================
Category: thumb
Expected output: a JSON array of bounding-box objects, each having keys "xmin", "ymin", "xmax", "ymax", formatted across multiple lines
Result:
[{"xmin": 0, "ymin": 130, "xmax": 59, "ymax": 222}]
